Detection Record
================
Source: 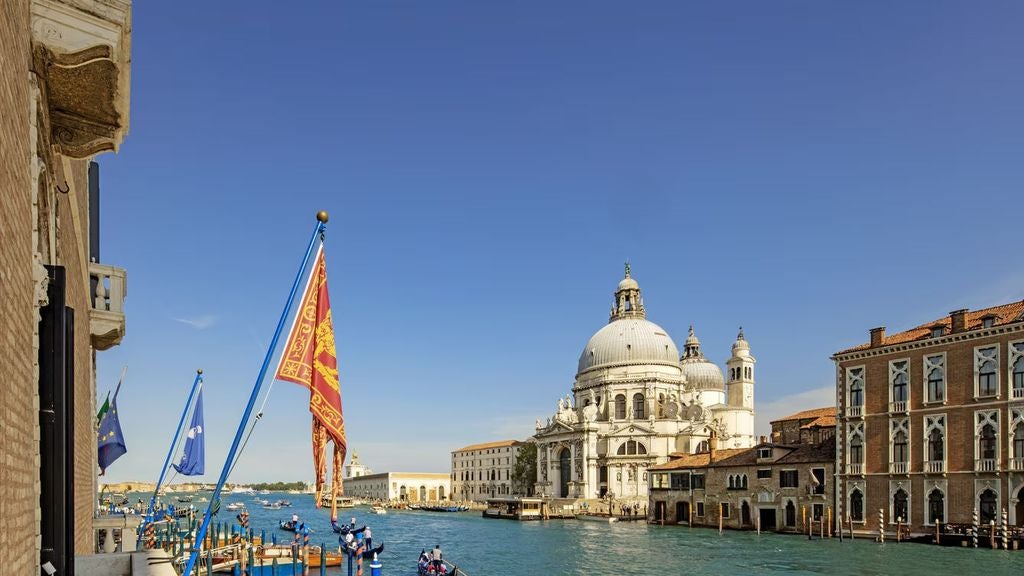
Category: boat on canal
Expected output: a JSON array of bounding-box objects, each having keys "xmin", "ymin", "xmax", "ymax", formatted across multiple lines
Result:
[
  {"xmin": 575, "ymin": 513, "xmax": 618, "ymax": 523},
  {"xmin": 370, "ymin": 504, "xmax": 387, "ymax": 515}
]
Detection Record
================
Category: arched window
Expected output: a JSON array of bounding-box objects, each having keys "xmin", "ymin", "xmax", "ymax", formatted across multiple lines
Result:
[
  {"xmin": 741, "ymin": 474, "xmax": 748, "ymax": 489},
  {"xmin": 614, "ymin": 395, "xmax": 626, "ymax": 419},
  {"xmin": 616, "ymin": 440, "xmax": 648, "ymax": 456},
  {"xmin": 850, "ymin": 379, "xmax": 864, "ymax": 407},
  {"xmin": 850, "ymin": 489, "xmax": 864, "ymax": 521},
  {"xmin": 928, "ymin": 489, "xmax": 944, "ymax": 524},
  {"xmin": 1013, "ymin": 348, "xmax": 1024, "ymax": 395},
  {"xmin": 892, "ymin": 489, "xmax": 908, "ymax": 523},
  {"xmin": 980, "ymin": 424, "xmax": 997, "ymax": 460},
  {"xmin": 891, "ymin": 361, "xmax": 908, "ymax": 402},
  {"xmin": 978, "ymin": 348, "xmax": 998, "ymax": 396},
  {"xmin": 849, "ymin": 436, "xmax": 863, "ymax": 464},
  {"xmin": 980, "ymin": 489, "xmax": 997, "ymax": 524},
  {"xmin": 928, "ymin": 365, "xmax": 945, "ymax": 402},
  {"xmin": 420, "ymin": 486, "xmax": 427, "ymax": 501},
  {"xmin": 892, "ymin": 430, "xmax": 908, "ymax": 464},
  {"xmin": 728, "ymin": 475, "xmax": 735, "ymax": 489},
  {"xmin": 633, "ymin": 393, "xmax": 646, "ymax": 419},
  {"xmin": 637, "ymin": 442, "xmax": 647, "ymax": 455},
  {"xmin": 928, "ymin": 428, "xmax": 944, "ymax": 462}
]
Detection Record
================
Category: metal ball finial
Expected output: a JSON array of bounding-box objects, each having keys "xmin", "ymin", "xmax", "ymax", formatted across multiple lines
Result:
[
  {"xmin": 197, "ymin": 368, "xmax": 203, "ymax": 374},
  {"xmin": 316, "ymin": 211, "xmax": 329, "ymax": 223}
]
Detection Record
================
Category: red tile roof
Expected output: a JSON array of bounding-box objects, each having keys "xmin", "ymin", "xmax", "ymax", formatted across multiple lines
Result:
[
  {"xmin": 835, "ymin": 300, "xmax": 1024, "ymax": 355},
  {"xmin": 800, "ymin": 415, "xmax": 836, "ymax": 429},
  {"xmin": 648, "ymin": 448, "xmax": 748, "ymax": 470},
  {"xmin": 770, "ymin": 406, "xmax": 834, "ymax": 424}
]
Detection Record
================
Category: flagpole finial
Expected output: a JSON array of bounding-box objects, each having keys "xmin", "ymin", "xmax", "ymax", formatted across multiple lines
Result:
[
  {"xmin": 197, "ymin": 368, "xmax": 203, "ymax": 375},
  {"xmin": 316, "ymin": 210, "xmax": 329, "ymax": 223}
]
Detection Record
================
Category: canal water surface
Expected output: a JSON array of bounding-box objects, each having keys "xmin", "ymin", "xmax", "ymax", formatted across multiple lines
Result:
[{"xmin": 152, "ymin": 493, "xmax": 1024, "ymax": 575}]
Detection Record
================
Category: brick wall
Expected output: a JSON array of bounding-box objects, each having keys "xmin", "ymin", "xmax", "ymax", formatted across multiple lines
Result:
[{"xmin": 0, "ymin": 1, "xmax": 41, "ymax": 574}]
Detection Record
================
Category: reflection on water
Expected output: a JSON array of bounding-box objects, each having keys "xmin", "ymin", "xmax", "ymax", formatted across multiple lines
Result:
[{"xmin": 138, "ymin": 493, "xmax": 1024, "ymax": 576}]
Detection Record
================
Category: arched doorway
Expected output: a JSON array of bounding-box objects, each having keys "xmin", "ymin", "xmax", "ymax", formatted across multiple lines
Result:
[
  {"xmin": 980, "ymin": 489, "xmax": 997, "ymax": 524},
  {"xmin": 438, "ymin": 486, "xmax": 446, "ymax": 500},
  {"xmin": 558, "ymin": 448, "xmax": 571, "ymax": 498},
  {"xmin": 676, "ymin": 501, "xmax": 691, "ymax": 525},
  {"xmin": 741, "ymin": 501, "xmax": 751, "ymax": 526},
  {"xmin": 1015, "ymin": 486, "xmax": 1024, "ymax": 526},
  {"xmin": 399, "ymin": 486, "xmax": 407, "ymax": 501},
  {"xmin": 419, "ymin": 486, "xmax": 427, "ymax": 502}
]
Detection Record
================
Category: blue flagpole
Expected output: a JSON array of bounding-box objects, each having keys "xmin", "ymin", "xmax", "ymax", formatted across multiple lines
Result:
[
  {"xmin": 140, "ymin": 369, "xmax": 203, "ymax": 541},
  {"xmin": 183, "ymin": 213, "xmax": 328, "ymax": 576}
]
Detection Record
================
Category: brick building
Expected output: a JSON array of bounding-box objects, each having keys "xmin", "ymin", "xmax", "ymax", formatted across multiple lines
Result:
[
  {"xmin": 0, "ymin": 1, "xmax": 132, "ymax": 574},
  {"xmin": 451, "ymin": 440, "xmax": 524, "ymax": 501},
  {"xmin": 833, "ymin": 302, "xmax": 1024, "ymax": 535},
  {"xmin": 649, "ymin": 408, "xmax": 835, "ymax": 532}
]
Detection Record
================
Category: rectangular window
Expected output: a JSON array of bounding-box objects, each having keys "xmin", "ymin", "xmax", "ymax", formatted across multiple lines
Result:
[
  {"xmin": 779, "ymin": 470, "xmax": 798, "ymax": 488},
  {"xmin": 813, "ymin": 503, "xmax": 824, "ymax": 521},
  {"xmin": 651, "ymin": 473, "xmax": 668, "ymax": 489},
  {"xmin": 757, "ymin": 469, "xmax": 772, "ymax": 480},
  {"xmin": 691, "ymin": 474, "xmax": 706, "ymax": 490},
  {"xmin": 696, "ymin": 501, "xmax": 705, "ymax": 517},
  {"xmin": 720, "ymin": 502, "xmax": 730, "ymax": 519},
  {"xmin": 925, "ymin": 354, "xmax": 945, "ymax": 403},
  {"xmin": 757, "ymin": 447, "xmax": 772, "ymax": 459},
  {"xmin": 811, "ymin": 468, "xmax": 826, "ymax": 494},
  {"xmin": 976, "ymin": 346, "xmax": 999, "ymax": 397},
  {"xmin": 1012, "ymin": 342, "xmax": 1024, "ymax": 398},
  {"xmin": 670, "ymin": 472, "xmax": 690, "ymax": 491}
]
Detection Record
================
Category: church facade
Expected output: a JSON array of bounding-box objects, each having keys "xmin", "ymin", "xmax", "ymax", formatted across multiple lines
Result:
[{"xmin": 533, "ymin": 267, "xmax": 756, "ymax": 501}]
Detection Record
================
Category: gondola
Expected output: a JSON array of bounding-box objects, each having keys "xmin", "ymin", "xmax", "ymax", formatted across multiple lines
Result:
[
  {"xmin": 278, "ymin": 520, "xmax": 314, "ymax": 533},
  {"xmin": 330, "ymin": 519, "xmax": 366, "ymax": 535}
]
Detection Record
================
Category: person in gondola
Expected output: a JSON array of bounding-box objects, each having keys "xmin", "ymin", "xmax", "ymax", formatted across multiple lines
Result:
[
  {"xmin": 419, "ymin": 549, "xmax": 429, "ymax": 565},
  {"xmin": 364, "ymin": 525, "xmax": 372, "ymax": 549},
  {"xmin": 431, "ymin": 544, "xmax": 443, "ymax": 572}
]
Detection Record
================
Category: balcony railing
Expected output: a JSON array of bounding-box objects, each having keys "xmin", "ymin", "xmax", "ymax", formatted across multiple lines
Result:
[
  {"xmin": 924, "ymin": 460, "xmax": 945, "ymax": 474},
  {"xmin": 1012, "ymin": 387, "xmax": 1024, "ymax": 400},
  {"xmin": 889, "ymin": 400, "xmax": 908, "ymax": 413},
  {"xmin": 847, "ymin": 406, "xmax": 863, "ymax": 418},
  {"xmin": 889, "ymin": 462, "xmax": 908, "ymax": 474},
  {"xmin": 975, "ymin": 458, "xmax": 997, "ymax": 473},
  {"xmin": 847, "ymin": 463, "xmax": 863, "ymax": 475},
  {"xmin": 1010, "ymin": 457, "xmax": 1024, "ymax": 472},
  {"xmin": 89, "ymin": 262, "xmax": 127, "ymax": 350}
]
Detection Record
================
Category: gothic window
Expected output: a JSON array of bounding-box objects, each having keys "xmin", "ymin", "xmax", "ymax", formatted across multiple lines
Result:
[
  {"xmin": 890, "ymin": 360, "xmax": 909, "ymax": 403},
  {"xmin": 980, "ymin": 424, "xmax": 997, "ymax": 460},
  {"xmin": 928, "ymin": 427, "xmax": 944, "ymax": 462},
  {"xmin": 922, "ymin": 354, "xmax": 945, "ymax": 403},
  {"xmin": 850, "ymin": 489, "xmax": 864, "ymax": 521},
  {"xmin": 614, "ymin": 394, "xmax": 626, "ymax": 419},
  {"xmin": 928, "ymin": 488, "xmax": 944, "ymax": 524},
  {"xmin": 633, "ymin": 393, "xmax": 646, "ymax": 419},
  {"xmin": 892, "ymin": 488, "xmax": 908, "ymax": 523},
  {"xmin": 891, "ymin": 418, "xmax": 909, "ymax": 466},
  {"xmin": 1011, "ymin": 342, "xmax": 1024, "ymax": 397},
  {"xmin": 1014, "ymin": 422, "xmax": 1024, "ymax": 458},
  {"xmin": 848, "ymin": 368, "xmax": 864, "ymax": 408},
  {"xmin": 979, "ymin": 489, "xmax": 997, "ymax": 524},
  {"xmin": 849, "ymin": 434, "xmax": 863, "ymax": 464},
  {"xmin": 976, "ymin": 346, "xmax": 999, "ymax": 397}
]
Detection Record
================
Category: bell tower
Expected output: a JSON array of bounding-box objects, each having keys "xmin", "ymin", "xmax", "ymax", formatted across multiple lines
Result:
[{"xmin": 727, "ymin": 327, "xmax": 756, "ymax": 409}]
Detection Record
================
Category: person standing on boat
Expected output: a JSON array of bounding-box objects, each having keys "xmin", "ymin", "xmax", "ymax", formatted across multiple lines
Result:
[
  {"xmin": 431, "ymin": 544, "xmax": 443, "ymax": 571},
  {"xmin": 363, "ymin": 526, "xmax": 372, "ymax": 549},
  {"xmin": 292, "ymin": 513, "xmax": 299, "ymax": 524}
]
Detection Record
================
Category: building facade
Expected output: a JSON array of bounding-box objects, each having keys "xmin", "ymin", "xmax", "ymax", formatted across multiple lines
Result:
[
  {"xmin": 451, "ymin": 440, "xmax": 523, "ymax": 501},
  {"xmin": 532, "ymin": 267, "xmax": 756, "ymax": 502},
  {"xmin": 343, "ymin": 472, "xmax": 450, "ymax": 503},
  {"xmin": 649, "ymin": 408, "xmax": 835, "ymax": 532},
  {"xmin": 833, "ymin": 303, "xmax": 1024, "ymax": 534},
  {"xmin": 0, "ymin": 1, "xmax": 131, "ymax": 574}
]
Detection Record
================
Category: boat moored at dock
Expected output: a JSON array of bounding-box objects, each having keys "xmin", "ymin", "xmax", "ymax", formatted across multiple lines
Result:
[{"xmin": 482, "ymin": 497, "xmax": 544, "ymax": 520}]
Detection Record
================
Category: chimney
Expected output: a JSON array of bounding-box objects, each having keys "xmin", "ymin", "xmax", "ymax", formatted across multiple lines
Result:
[
  {"xmin": 708, "ymin": 432, "xmax": 718, "ymax": 462},
  {"xmin": 950, "ymin": 309, "xmax": 969, "ymax": 333},
  {"xmin": 869, "ymin": 326, "xmax": 886, "ymax": 347}
]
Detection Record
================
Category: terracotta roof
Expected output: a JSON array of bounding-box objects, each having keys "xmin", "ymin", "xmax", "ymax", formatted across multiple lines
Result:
[
  {"xmin": 835, "ymin": 300, "xmax": 1024, "ymax": 355},
  {"xmin": 770, "ymin": 406, "xmax": 834, "ymax": 424},
  {"xmin": 800, "ymin": 415, "xmax": 836, "ymax": 429},
  {"xmin": 775, "ymin": 439, "xmax": 836, "ymax": 464},
  {"xmin": 452, "ymin": 439, "xmax": 522, "ymax": 453},
  {"xmin": 649, "ymin": 448, "xmax": 748, "ymax": 471}
]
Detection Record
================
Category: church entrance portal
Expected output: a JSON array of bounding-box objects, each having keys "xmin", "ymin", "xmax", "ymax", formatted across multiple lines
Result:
[
  {"xmin": 759, "ymin": 508, "xmax": 777, "ymax": 530},
  {"xmin": 676, "ymin": 502, "xmax": 691, "ymax": 524},
  {"xmin": 558, "ymin": 448, "xmax": 571, "ymax": 498}
]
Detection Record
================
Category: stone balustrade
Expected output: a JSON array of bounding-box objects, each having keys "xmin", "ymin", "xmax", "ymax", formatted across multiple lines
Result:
[{"xmin": 89, "ymin": 261, "xmax": 127, "ymax": 350}]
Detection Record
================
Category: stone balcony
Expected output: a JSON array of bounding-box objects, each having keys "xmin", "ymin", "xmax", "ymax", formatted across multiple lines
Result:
[
  {"xmin": 924, "ymin": 460, "xmax": 945, "ymax": 474},
  {"xmin": 1010, "ymin": 457, "xmax": 1024, "ymax": 472},
  {"xmin": 889, "ymin": 461, "xmax": 908, "ymax": 475},
  {"xmin": 89, "ymin": 262, "xmax": 127, "ymax": 350},
  {"xmin": 975, "ymin": 458, "xmax": 997, "ymax": 473}
]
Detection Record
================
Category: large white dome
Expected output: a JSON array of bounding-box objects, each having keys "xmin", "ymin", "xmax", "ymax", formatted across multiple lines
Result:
[{"xmin": 577, "ymin": 318, "xmax": 680, "ymax": 374}]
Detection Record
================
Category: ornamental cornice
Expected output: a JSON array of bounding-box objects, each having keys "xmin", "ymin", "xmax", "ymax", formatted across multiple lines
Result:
[
  {"xmin": 832, "ymin": 322, "xmax": 1024, "ymax": 363},
  {"xmin": 576, "ymin": 360, "xmax": 682, "ymax": 380}
]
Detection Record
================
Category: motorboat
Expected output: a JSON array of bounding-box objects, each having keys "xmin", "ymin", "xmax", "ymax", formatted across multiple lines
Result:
[
  {"xmin": 226, "ymin": 502, "xmax": 246, "ymax": 511},
  {"xmin": 371, "ymin": 505, "xmax": 387, "ymax": 515}
]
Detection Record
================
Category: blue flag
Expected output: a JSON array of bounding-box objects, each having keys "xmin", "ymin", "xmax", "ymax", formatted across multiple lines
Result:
[
  {"xmin": 97, "ymin": 395, "xmax": 127, "ymax": 473},
  {"xmin": 172, "ymin": 389, "xmax": 205, "ymax": 476}
]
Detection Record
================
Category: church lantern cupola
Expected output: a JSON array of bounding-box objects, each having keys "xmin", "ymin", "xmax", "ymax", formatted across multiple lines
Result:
[
  {"xmin": 609, "ymin": 262, "xmax": 645, "ymax": 322},
  {"xmin": 727, "ymin": 327, "xmax": 756, "ymax": 409}
]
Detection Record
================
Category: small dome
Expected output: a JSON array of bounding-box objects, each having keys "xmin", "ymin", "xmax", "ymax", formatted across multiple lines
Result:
[
  {"xmin": 732, "ymin": 327, "xmax": 750, "ymax": 352},
  {"xmin": 578, "ymin": 318, "xmax": 680, "ymax": 374},
  {"xmin": 617, "ymin": 277, "xmax": 639, "ymax": 291},
  {"xmin": 681, "ymin": 356, "xmax": 725, "ymax": 390}
]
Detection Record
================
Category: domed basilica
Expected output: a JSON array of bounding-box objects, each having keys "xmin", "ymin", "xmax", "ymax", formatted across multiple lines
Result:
[{"xmin": 532, "ymin": 266, "xmax": 756, "ymax": 501}]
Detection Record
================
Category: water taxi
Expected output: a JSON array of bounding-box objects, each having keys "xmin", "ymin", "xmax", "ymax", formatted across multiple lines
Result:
[
  {"xmin": 483, "ymin": 497, "xmax": 543, "ymax": 521},
  {"xmin": 370, "ymin": 505, "xmax": 387, "ymax": 515}
]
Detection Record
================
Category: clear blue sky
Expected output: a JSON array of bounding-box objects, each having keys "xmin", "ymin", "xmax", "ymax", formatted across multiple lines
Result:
[{"xmin": 98, "ymin": 1, "xmax": 1024, "ymax": 483}]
